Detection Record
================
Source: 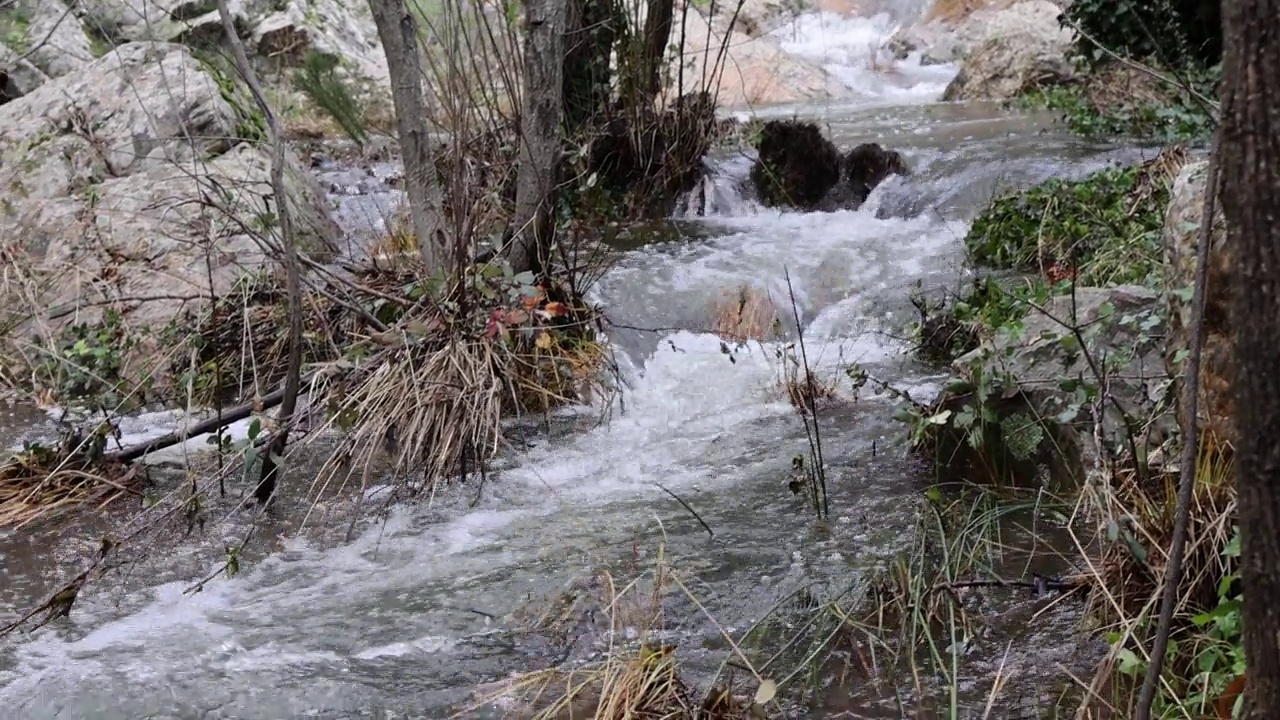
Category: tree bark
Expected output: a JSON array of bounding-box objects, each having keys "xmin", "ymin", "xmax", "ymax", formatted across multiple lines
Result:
[
  {"xmin": 508, "ymin": 0, "xmax": 566, "ymax": 275},
  {"xmin": 638, "ymin": 0, "xmax": 675, "ymax": 104},
  {"xmin": 1222, "ymin": 1, "xmax": 1280, "ymax": 716},
  {"xmin": 367, "ymin": 0, "xmax": 447, "ymax": 269},
  {"xmin": 562, "ymin": 0, "xmax": 618, "ymax": 134}
]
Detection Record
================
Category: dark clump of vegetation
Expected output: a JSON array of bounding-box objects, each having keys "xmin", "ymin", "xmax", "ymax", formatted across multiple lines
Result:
[
  {"xmin": 964, "ymin": 147, "xmax": 1188, "ymax": 287},
  {"xmin": 584, "ymin": 91, "xmax": 720, "ymax": 220},
  {"xmin": 1062, "ymin": 0, "xmax": 1221, "ymax": 71},
  {"xmin": 843, "ymin": 142, "xmax": 909, "ymax": 206},
  {"xmin": 1017, "ymin": 0, "xmax": 1221, "ymax": 143},
  {"xmin": 750, "ymin": 119, "xmax": 842, "ymax": 210}
]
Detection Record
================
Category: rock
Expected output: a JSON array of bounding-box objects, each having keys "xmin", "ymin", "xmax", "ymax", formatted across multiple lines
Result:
[
  {"xmin": 78, "ymin": 0, "xmax": 262, "ymax": 47},
  {"xmin": 12, "ymin": 0, "xmax": 97, "ymax": 78},
  {"xmin": 932, "ymin": 285, "xmax": 1174, "ymax": 484},
  {"xmin": 749, "ymin": 120, "xmax": 841, "ymax": 210},
  {"xmin": 672, "ymin": 5, "xmax": 853, "ymax": 108},
  {"xmin": 0, "ymin": 42, "xmax": 340, "ymax": 334},
  {"xmin": 843, "ymin": 143, "xmax": 909, "ymax": 206},
  {"xmin": 941, "ymin": 0, "xmax": 1075, "ymax": 101},
  {"xmin": 1162, "ymin": 159, "xmax": 1232, "ymax": 450},
  {"xmin": 251, "ymin": 0, "xmax": 390, "ymax": 92},
  {"xmin": 0, "ymin": 45, "xmax": 49, "ymax": 102}
]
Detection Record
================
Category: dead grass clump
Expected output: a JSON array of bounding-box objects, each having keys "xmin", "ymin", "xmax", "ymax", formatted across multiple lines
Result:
[
  {"xmin": 0, "ymin": 434, "xmax": 141, "ymax": 529},
  {"xmin": 711, "ymin": 285, "xmax": 782, "ymax": 344},
  {"xmin": 309, "ymin": 262, "xmax": 608, "ymax": 495},
  {"xmin": 1070, "ymin": 445, "xmax": 1238, "ymax": 716},
  {"xmin": 467, "ymin": 559, "xmax": 764, "ymax": 720},
  {"xmin": 778, "ymin": 350, "xmax": 838, "ymax": 414}
]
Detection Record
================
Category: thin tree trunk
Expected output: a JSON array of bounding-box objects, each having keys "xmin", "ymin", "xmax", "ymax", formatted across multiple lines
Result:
[
  {"xmin": 367, "ymin": 0, "xmax": 447, "ymax": 269},
  {"xmin": 1222, "ymin": 0, "xmax": 1280, "ymax": 716},
  {"xmin": 508, "ymin": 0, "xmax": 566, "ymax": 275},
  {"xmin": 216, "ymin": 1, "xmax": 303, "ymax": 505},
  {"xmin": 639, "ymin": 0, "xmax": 675, "ymax": 104}
]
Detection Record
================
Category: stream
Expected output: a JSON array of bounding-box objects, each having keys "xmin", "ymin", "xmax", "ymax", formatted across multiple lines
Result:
[{"xmin": 0, "ymin": 8, "xmax": 1159, "ymax": 719}]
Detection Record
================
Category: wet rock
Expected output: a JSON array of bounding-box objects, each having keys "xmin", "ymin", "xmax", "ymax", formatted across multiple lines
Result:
[
  {"xmin": 749, "ymin": 120, "xmax": 842, "ymax": 210},
  {"xmin": 941, "ymin": 1, "xmax": 1075, "ymax": 101},
  {"xmin": 0, "ymin": 42, "xmax": 339, "ymax": 333},
  {"xmin": 843, "ymin": 142, "xmax": 909, "ymax": 206},
  {"xmin": 1162, "ymin": 159, "xmax": 1231, "ymax": 451},
  {"xmin": 671, "ymin": 5, "xmax": 853, "ymax": 108}
]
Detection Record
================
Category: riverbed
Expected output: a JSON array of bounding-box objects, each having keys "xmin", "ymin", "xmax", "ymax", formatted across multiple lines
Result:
[{"xmin": 0, "ymin": 8, "xmax": 1158, "ymax": 719}]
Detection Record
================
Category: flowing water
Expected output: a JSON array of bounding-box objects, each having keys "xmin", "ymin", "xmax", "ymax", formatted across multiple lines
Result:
[{"xmin": 0, "ymin": 9, "xmax": 1159, "ymax": 719}]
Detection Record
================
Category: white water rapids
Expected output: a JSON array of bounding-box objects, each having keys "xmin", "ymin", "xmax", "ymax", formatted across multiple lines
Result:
[{"xmin": 0, "ymin": 8, "xmax": 1156, "ymax": 719}]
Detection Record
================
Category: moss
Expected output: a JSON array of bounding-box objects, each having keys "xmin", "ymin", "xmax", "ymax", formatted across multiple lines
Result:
[
  {"xmin": 964, "ymin": 160, "xmax": 1174, "ymax": 287},
  {"xmin": 193, "ymin": 51, "xmax": 268, "ymax": 145}
]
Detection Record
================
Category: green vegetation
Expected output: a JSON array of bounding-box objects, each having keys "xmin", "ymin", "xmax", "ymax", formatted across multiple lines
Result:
[
  {"xmin": 1016, "ymin": 0, "xmax": 1220, "ymax": 143},
  {"xmin": 965, "ymin": 160, "xmax": 1176, "ymax": 287}
]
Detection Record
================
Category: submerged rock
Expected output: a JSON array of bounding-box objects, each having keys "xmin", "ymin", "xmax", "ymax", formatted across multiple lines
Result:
[
  {"xmin": 0, "ymin": 42, "xmax": 339, "ymax": 334},
  {"xmin": 1162, "ymin": 159, "xmax": 1231, "ymax": 451},
  {"xmin": 750, "ymin": 120, "xmax": 842, "ymax": 210},
  {"xmin": 941, "ymin": 0, "xmax": 1075, "ymax": 101}
]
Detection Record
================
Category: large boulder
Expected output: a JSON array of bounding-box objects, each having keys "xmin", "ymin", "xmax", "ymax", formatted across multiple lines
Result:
[
  {"xmin": 0, "ymin": 42, "xmax": 340, "ymax": 334},
  {"xmin": 250, "ymin": 0, "xmax": 390, "ymax": 92},
  {"xmin": 672, "ymin": 5, "xmax": 853, "ymax": 108},
  {"xmin": 10, "ymin": 0, "xmax": 97, "ymax": 79},
  {"xmin": 941, "ymin": 0, "xmax": 1074, "ymax": 101},
  {"xmin": 75, "ymin": 0, "xmax": 389, "ymax": 91},
  {"xmin": 1162, "ymin": 160, "xmax": 1232, "ymax": 451}
]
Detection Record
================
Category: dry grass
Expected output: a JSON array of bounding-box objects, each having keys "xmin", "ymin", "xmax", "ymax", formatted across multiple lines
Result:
[
  {"xmin": 466, "ymin": 555, "xmax": 772, "ymax": 720},
  {"xmin": 710, "ymin": 284, "xmax": 782, "ymax": 344},
  {"xmin": 1067, "ymin": 443, "xmax": 1238, "ymax": 718},
  {"xmin": 0, "ymin": 439, "xmax": 142, "ymax": 529}
]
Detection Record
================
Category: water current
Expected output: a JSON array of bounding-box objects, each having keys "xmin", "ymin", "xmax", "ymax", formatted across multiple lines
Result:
[{"xmin": 0, "ymin": 8, "xmax": 1159, "ymax": 719}]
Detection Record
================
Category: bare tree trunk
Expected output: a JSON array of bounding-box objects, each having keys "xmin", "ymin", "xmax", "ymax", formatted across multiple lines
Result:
[
  {"xmin": 216, "ymin": 1, "xmax": 303, "ymax": 505},
  {"xmin": 508, "ymin": 0, "xmax": 566, "ymax": 275},
  {"xmin": 367, "ymin": 0, "xmax": 447, "ymax": 269},
  {"xmin": 1222, "ymin": 0, "xmax": 1280, "ymax": 715},
  {"xmin": 638, "ymin": 0, "xmax": 675, "ymax": 104},
  {"xmin": 563, "ymin": 0, "xmax": 618, "ymax": 134}
]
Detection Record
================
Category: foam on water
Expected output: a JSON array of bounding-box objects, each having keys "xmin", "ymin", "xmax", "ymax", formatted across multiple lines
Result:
[{"xmin": 770, "ymin": 11, "xmax": 958, "ymax": 104}]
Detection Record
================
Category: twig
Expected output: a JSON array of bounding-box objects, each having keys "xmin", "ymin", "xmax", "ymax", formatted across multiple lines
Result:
[
  {"xmin": 784, "ymin": 267, "xmax": 828, "ymax": 519},
  {"xmin": 1134, "ymin": 128, "xmax": 1221, "ymax": 720},
  {"xmin": 216, "ymin": 0, "xmax": 305, "ymax": 505},
  {"xmin": 653, "ymin": 482, "xmax": 714, "ymax": 539}
]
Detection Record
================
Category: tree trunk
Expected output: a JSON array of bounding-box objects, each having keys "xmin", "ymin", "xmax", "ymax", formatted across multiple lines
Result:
[
  {"xmin": 367, "ymin": 0, "xmax": 447, "ymax": 269},
  {"xmin": 1222, "ymin": 0, "xmax": 1280, "ymax": 716},
  {"xmin": 563, "ymin": 0, "xmax": 618, "ymax": 134},
  {"xmin": 638, "ymin": 0, "xmax": 675, "ymax": 104},
  {"xmin": 508, "ymin": 0, "xmax": 567, "ymax": 275}
]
